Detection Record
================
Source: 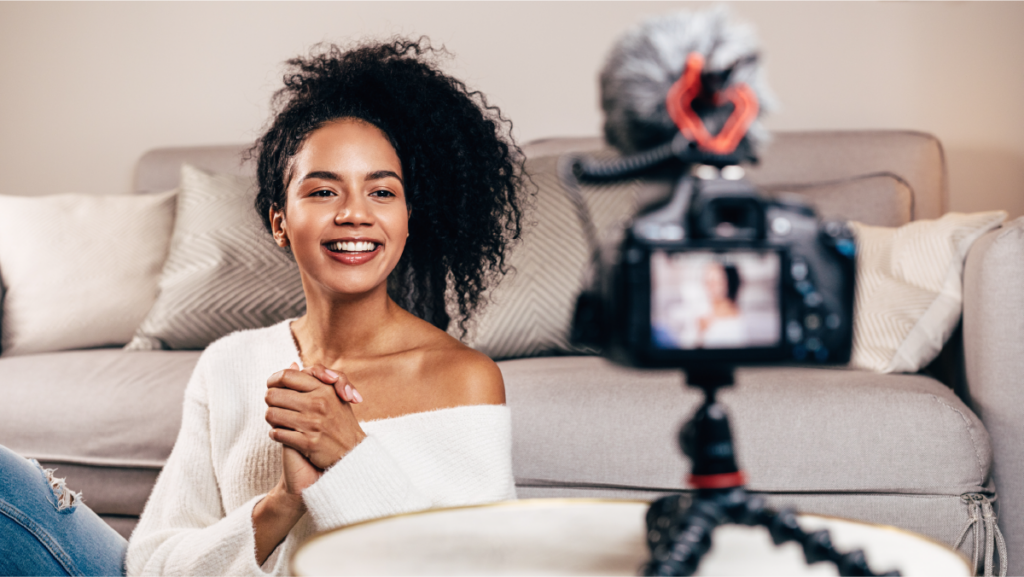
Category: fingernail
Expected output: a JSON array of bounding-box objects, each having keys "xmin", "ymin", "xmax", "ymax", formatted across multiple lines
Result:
[
  {"xmin": 325, "ymin": 369, "xmax": 340, "ymax": 380},
  {"xmin": 290, "ymin": 362, "xmax": 299, "ymax": 370},
  {"xmin": 353, "ymin": 389, "xmax": 364, "ymax": 403},
  {"xmin": 344, "ymin": 384, "xmax": 353, "ymax": 399}
]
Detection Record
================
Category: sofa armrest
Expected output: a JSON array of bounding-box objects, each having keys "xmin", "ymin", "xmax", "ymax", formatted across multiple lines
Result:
[{"xmin": 963, "ymin": 216, "xmax": 1024, "ymax": 575}]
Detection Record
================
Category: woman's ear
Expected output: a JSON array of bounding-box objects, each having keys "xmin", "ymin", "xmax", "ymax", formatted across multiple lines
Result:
[{"xmin": 270, "ymin": 206, "xmax": 289, "ymax": 248}]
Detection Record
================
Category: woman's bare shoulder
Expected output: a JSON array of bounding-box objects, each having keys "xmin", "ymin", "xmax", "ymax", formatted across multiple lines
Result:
[{"xmin": 405, "ymin": 320, "xmax": 506, "ymax": 407}]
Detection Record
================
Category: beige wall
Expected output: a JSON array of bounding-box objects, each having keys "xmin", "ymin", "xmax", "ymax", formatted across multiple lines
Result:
[{"xmin": 1, "ymin": 1, "xmax": 1021, "ymax": 218}]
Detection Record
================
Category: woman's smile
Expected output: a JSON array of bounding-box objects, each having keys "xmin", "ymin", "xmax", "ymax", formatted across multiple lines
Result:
[{"xmin": 322, "ymin": 238, "xmax": 383, "ymax": 266}]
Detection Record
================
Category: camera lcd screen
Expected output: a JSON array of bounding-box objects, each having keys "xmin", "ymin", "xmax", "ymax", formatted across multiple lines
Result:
[{"xmin": 650, "ymin": 250, "xmax": 781, "ymax": 350}]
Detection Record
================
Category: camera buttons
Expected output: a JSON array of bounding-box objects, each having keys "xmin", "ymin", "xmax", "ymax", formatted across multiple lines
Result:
[
  {"xmin": 786, "ymin": 321, "xmax": 803, "ymax": 343},
  {"xmin": 826, "ymin": 313, "xmax": 841, "ymax": 330},
  {"xmin": 772, "ymin": 216, "xmax": 793, "ymax": 236},
  {"xmin": 792, "ymin": 344, "xmax": 808, "ymax": 361},
  {"xmin": 790, "ymin": 260, "xmax": 808, "ymax": 280},
  {"xmin": 804, "ymin": 314, "xmax": 822, "ymax": 331},
  {"xmin": 804, "ymin": 292, "xmax": 824, "ymax": 307}
]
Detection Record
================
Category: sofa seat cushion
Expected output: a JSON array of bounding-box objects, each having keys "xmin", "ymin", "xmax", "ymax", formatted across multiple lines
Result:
[
  {"xmin": 0, "ymin": 350, "xmax": 200, "ymax": 517},
  {"xmin": 501, "ymin": 356, "xmax": 991, "ymax": 496}
]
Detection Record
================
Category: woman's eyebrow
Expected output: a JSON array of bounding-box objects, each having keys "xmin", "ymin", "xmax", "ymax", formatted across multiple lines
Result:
[
  {"xmin": 300, "ymin": 170, "xmax": 343, "ymax": 183},
  {"xmin": 299, "ymin": 170, "xmax": 403, "ymax": 185},
  {"xmin": 366, "ymin": 170, "xmax": 403, "ymax": 185}
]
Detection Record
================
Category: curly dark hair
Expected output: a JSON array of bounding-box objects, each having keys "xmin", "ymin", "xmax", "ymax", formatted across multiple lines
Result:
[{"xmin": 251, "ymin": 37, "xmax": 526, "ymax": 337}]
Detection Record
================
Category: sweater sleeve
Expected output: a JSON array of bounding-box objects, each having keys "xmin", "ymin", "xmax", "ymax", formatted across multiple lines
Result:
[
  {"xmin": 125, "ymin": 354, "xmax": 283, "ymax": 577},
  {"xmin": 301, "ymin": 405, "xmax": 517, "ymax": 532}
]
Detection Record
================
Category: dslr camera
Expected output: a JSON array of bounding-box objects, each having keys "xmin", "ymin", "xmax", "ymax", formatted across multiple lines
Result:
[
  {"xmin": 569, "ymin": 155, "xmax": 857, "ymax": 369},
  {"xmin": 568, "ymin": 31, "xmax": 856, "ymax": 370}
]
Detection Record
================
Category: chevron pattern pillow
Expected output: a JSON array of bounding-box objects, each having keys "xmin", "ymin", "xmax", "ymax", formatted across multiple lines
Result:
[
  {"xmin": 849, "ymin": 211, "xmax": 1006, "ymax": 373},
  {"xmin": 461, "ymin": 153, "xmax": 641, "ymax": 359},
  {"xmin": 125, "ymin": 165, "xmax": 306, "ymax": 350}
]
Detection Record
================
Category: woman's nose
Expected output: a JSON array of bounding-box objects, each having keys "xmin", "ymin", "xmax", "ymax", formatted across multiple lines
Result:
[{"xmin": 334, "ymin": 194, "xmax": 373, "ymax": 226}]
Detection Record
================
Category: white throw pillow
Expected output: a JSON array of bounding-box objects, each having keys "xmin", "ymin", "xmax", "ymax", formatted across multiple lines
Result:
[
  {"xmin": 849, "ymin": 211, "xmax": 1006, "ymax": 373},
  {"xmin": 125, "ymin": 164, "xmax": 306, "ymax": 350},
  {"xmin": 0, "ymin": 190, "xmax": 177, "ymax": 356}
]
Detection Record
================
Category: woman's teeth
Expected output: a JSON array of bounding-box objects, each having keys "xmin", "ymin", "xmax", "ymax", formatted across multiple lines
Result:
[{"xmin": 327, "ymin": 241, "xmax": 378, "ymax": 253}]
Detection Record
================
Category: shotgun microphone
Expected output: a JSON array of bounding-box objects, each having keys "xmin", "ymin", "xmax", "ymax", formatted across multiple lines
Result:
[{"xmin": 575, "ymin": 8, "xmax": 777, "ymax": 180}]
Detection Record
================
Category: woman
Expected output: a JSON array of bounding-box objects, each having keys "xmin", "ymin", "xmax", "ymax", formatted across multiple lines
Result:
[
  {"xmin": 696, "ymin": 261, "xmax": 744, "ymax": 348},
  {"xmin": 1, "ymin": 37, "xmax": 525, "ymax": 576}
]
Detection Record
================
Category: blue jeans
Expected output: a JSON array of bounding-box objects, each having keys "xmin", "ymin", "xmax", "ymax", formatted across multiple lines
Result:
[{"xmin": 0, "ymin": 445, "xmax": 126, "ymax": 576}]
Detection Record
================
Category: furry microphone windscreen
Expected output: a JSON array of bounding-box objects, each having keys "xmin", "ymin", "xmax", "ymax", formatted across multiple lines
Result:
[{"xmin": 600, "ymin": 8, "xmax": 777, "ymax": 157}]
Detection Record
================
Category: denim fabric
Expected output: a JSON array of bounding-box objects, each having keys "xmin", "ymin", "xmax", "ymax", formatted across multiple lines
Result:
[{"xmin": 0, "ymin": 445, "xmax": 126, "ymax": 576}]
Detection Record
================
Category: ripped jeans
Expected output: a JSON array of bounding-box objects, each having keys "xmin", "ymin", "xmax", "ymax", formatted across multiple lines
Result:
[{"xmin": 0, "ymin": 445, "xmax": 126, "ymax": 576}]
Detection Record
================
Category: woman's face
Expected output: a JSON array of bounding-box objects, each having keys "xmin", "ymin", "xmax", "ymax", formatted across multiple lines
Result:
[
  {"xmin": 272, "ymin": 118, "xmax": 408, "ymax": 299},
  {"xmin": 703, "ymin": 262, "xmax": 728, "ymax": 302}
]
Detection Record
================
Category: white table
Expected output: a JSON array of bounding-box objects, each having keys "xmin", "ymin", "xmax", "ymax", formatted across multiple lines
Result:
[{"xmin": 291, "ymin": 499, "xmax": 971, "ymax": 576}]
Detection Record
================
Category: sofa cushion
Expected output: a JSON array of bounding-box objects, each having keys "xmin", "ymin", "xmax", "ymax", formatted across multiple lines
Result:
[
  {"xmin": 502, "ymin": 356, "xmax": 991, "ymax": 496},
  {"xmin": 0, "ymin": 190, "xmax": 177, "ymax": 356},
  {"xmin": 0, "ymin": 349, "xmax": 200, "ymax": 517}
]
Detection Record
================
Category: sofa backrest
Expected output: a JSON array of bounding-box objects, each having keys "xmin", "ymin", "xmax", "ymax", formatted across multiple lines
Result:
[
  {"xmin": 132, "ymin": 130, "xmax": 959, "ymax": 382},
  {"xmin": 135, "ymin": 130, "xmax": 947, "ymax": 222},
  {"xmin": 520, "ymin": 131, "xmax": 947, "ymax": 222}
]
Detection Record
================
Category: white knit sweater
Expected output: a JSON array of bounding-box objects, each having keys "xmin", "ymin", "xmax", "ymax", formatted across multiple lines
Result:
[{"xmin": 125, "ymin": 320, "xmax": 517, "ymax": 576}]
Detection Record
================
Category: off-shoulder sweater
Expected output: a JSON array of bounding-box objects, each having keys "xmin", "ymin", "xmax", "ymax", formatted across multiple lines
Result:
[{"xmin": 125, "ymin": 320, "xmax": 517, "ymax": 576}]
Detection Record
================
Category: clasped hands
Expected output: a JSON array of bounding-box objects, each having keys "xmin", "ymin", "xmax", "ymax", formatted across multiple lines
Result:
[
  {"xmin": 254, "ymin": 365, "xmax": 366, "ymax": 561},
  {"xmin": 265, "ymin": 363, "xmax": 367, "ymax": 473}
]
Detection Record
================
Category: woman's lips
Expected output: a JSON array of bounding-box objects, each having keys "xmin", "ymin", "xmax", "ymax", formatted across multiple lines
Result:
[{"xmin": 322, "ymin": 243, "xmax": 382, "ymax": 266}]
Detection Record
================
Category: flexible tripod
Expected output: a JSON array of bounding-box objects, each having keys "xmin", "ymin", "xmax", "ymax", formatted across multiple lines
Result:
[{"xmin": 641, "ymin": 365, "xmax": 900, "ymax": 576}]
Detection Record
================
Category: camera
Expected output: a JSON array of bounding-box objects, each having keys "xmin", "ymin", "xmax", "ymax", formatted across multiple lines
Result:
[{"xmin": 570, "ymin": 160, "xmax": 857, "ymax": 369}]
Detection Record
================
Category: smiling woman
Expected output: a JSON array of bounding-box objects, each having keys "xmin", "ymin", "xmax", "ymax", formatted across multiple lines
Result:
[
  {"xmin": 274, "ymin": 119, "xmax": 410, "ymax": 297},
  {"xmin": 107, "ymin": 38, "xmax": 527, "ymax": 576}
]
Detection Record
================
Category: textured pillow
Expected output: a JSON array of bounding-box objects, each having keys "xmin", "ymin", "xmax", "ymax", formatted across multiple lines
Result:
[
  {"xmin": 849, "ymin": 211, "xmax": 1006, "ymax": 373},
  {"xmin": 462, "ymin": 154, "xmax": 637, "ymax": 359},
  {"xmin": 464, "ymin": 150, "xmax": 922, "ymax": 361},
  {"xmin": 0, "ymin": 190, "xmax": 177, "ymax": 356},
  {"xmin": 125, "ymin": 165, "xmax": 305, "ymax": 350}
]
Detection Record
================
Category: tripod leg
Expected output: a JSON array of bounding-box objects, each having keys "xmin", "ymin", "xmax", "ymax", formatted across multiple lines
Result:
[
  {"xmin": 643, "ymin": 496, "xmax": 724, "ymax": 576},
  {"xmin": 644, "ymin": 493, "xmax": 901, "ymax": 576},
  {"xmin": 753, "ymin": 506, "xmax": 901, "ymax": 577}
]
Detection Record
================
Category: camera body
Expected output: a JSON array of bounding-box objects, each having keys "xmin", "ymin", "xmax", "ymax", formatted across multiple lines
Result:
[{"xmin": 573, "ymin": 165, "xmax": 856, "ymax": 369}]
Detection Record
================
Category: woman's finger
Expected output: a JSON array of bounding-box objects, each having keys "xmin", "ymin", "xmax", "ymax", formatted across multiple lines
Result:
[
  {"xmin": 303, "ymin": 364, "xmax": 341, "ymax": 386},
  {"xmin": 268, "ymin": 368, "xmax": 324, "ymax": 393},
  {"xmin": 265, "ymin": 406, "xmax": 304, "ymax": 431},
  {"xmin": 265, "ymin": 387, "xmax": 306, "ymax": 411},
  {"xmin": 332, "ymin": 379, "xmax": 363, "ymax": 403},
  {"xmin": 269, "ymin": 428, "xmax": 310, "ymax": 455}
]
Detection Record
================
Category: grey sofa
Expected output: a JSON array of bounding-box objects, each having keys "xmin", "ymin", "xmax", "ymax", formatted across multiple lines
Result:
[{"xmin": 1, "ymin": 130, "xmax": 1022, "ymax": 574}]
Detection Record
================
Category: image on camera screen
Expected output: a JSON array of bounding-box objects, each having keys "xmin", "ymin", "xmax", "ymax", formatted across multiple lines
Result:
[{"xmin": 650, "ymin": 250, "xmax": 781, "ymax": 350}]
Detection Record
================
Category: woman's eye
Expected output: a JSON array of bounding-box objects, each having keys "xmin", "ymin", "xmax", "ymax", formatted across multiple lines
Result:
[
  {"xmin": 309, "ymin": 189, "xmax": 334, "ymax": 197},
  {"xmin": 370, "ymin": 189, "xmax": 395, "ymax": 198}
]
